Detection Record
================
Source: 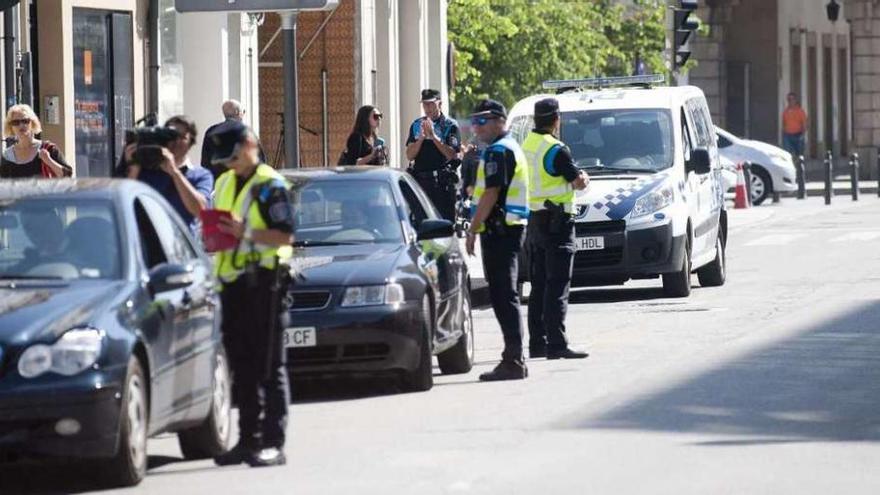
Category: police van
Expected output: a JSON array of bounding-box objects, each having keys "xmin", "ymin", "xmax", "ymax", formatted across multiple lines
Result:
[{"xmin": 508, "ymin": 75, "xmax": 727, "ymax": 297}]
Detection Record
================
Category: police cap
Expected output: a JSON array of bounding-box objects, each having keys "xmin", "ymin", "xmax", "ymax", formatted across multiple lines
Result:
[
  {"xmin": 420, "ymin": 89, "xmax": 441, "ymax": 102},
  {"xmin": 206, "ymin": 120, "xmax": 254, "ymax": 165},
  {"xmin": 470, "ymin": 99, "xmax": 507, "ymax": 119},
  {"xmin": 534, "ymin": 98, "xmax": 559, "ymax": 117}
]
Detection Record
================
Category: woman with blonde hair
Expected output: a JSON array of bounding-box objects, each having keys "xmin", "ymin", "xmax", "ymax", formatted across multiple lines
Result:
[{"xmin": 1, "ymin": 104, "xmax": 71, "ymax": 178}]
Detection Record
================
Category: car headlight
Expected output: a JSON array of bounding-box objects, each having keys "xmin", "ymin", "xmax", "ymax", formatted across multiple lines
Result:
[
  {"xmin": 341, "ymin": 283, "xmax": 405, "ymax": 307},
  {"xmin": 631, "ymin": 186, "xmax": 674, "ymax": 218},
  {"xmin": 18, "ymin": 328, "xmax": 103, "ymax": 379}
]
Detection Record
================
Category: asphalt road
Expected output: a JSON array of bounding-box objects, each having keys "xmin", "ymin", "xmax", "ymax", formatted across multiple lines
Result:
[{"xmin": 4, "ymin": 196, "xmax": 880, "ymax": 494}]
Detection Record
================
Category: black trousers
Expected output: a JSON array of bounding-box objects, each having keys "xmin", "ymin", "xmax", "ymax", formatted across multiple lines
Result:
[
  {"xmin": 527, "ymin": 211, "xmax": 575, "ymax": 352},
  {"xmin": 480, "ymin": 226, "xmax": 525, "ymax": 361},
  {"xmin": 221, "ymin": 267, "xmax": 290, "ymax": 450},
  {"xmin": 414, "ymin": 174, "xmax": 457, "ymax": 222}
]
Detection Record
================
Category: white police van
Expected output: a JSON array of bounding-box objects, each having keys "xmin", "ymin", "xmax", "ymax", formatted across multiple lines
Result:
[{"xmin": 508, "ymin": 75, "xmax": 727, "ymax": 297}]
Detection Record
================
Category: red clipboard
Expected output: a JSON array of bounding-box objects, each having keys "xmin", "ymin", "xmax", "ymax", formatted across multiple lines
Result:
[{"xmin": 200, "ymin": 209, "xmax": 238, "ymax": 253}]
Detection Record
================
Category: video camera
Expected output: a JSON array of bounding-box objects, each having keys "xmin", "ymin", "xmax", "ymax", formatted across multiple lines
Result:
[{"xmin": 124, "ymin": 125, "xmax": 179, "ymax": 170}]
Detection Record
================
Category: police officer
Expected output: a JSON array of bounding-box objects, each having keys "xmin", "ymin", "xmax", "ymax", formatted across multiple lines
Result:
[
  {"xmin": 523, "ymin": 98, "xmax": 590, "ymax": 360},
  {"xmin": 465, "ymin": 99, "xmax": 531, "ymax": 381},
  {"xmin": 208, "ymin": 121, "xmax": 294, "ymax": 468},
  {"xmin": 406, "ymin": 89, "xmax": 462, "ymax": 221}
]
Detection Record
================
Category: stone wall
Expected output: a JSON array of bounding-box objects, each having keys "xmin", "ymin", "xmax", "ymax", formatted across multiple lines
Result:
[{"xmin": 846, "ymin": 0, "xmax": 880, "ymax": 178}]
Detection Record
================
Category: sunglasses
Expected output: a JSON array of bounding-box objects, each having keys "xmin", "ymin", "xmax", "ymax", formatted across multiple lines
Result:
[
  {"xmin": 10, "ymin": 118, "xmax": 31, "ymax": 127},
  {"xmin": 372, "ymin": 113, "xmax": 383, "ymax": 120},
  {"xmin": 470, "ymin": 116, "xmax": 498, "ymax": 127}
]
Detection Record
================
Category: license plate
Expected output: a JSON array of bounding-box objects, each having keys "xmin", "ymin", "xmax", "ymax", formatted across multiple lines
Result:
[
  {"xmin": 283, "ymin": 327, "xmax": 317, "ymax": 348},
  {"xmin": 576, "ymin": 236, "xmax": 605, "ymax": 251}
]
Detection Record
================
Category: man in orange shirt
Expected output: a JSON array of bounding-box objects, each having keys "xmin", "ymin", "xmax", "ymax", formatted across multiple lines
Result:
[{"xmin": 782, "ymin": 92, "xmax": 808, "ymax": 157}]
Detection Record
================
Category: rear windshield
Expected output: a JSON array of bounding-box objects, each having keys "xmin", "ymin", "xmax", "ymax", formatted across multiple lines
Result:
[{"xmin": 561, "ymin": 109, "xmax": 674, "ymax": 172}]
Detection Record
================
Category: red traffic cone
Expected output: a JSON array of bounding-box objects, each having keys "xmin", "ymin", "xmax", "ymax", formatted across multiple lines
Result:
[{"xmin": 734, "ymin": 162, "xmax": 750, "ymax": 209}]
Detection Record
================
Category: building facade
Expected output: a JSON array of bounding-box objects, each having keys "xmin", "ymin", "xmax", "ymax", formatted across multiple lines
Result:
[
  {"xmin": 258, "ymin": 0, "xmax": 450, "ymax": 168},
  {"xmin": 688, "ymin": 0, "xmax": 852, "ymax": 162},
  {"xmin": 0, "ymin": 0, "xmax": 258, "ymax": 176}
]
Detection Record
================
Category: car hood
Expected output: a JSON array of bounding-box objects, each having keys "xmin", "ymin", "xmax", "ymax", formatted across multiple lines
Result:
[
  {"xmin": 0, "ymin": 281, "xmax": 127, "ymax": 345},
  {"xmin": 573, "ymin": 172, "xmax": 670, "ymax": 222},
  {"xmin": 288, "ymin": 244, "xmax": 404, "ymax": 287},
  {"xmin": 741, "ymin": 139, "xmax": 788, "ymax": 158}
]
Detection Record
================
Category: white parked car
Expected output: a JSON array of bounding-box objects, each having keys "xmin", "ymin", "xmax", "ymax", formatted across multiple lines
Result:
[
  {"xmin": 508, "ymin": 75, "xmax": 728, "ymax": 297},
  {"xmin": 715, "ymin": 126, "xmax": 797, "ymax": 205},
  {"xmin": 719, "ymin": 154, "xmax": 738, "ymax": 193}
]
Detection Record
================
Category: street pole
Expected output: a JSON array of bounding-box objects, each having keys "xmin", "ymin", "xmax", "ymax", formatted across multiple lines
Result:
[{"xmin": 281, "ymin": 11, "xmax": 300, "ymax": 169}]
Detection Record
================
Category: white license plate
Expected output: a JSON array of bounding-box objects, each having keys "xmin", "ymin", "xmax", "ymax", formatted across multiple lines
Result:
[
  {"xmin": 576, "ymin": 236, "xmax": 605, "ymax": 251},
  {"xmin": 283, "ymin": 327, "xmax": 317, "ymax": 348}
]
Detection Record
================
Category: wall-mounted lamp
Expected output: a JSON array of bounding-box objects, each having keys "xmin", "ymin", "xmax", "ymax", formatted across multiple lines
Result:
[{"xmin": 826, "ymin": 0, "xmax": 841, "ymax": 23}]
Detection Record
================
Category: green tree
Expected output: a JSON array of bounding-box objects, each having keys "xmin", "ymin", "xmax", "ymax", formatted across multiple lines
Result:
[{"xmin": 448, "ymin": 0, "xmax": 668, "ymax": 116}]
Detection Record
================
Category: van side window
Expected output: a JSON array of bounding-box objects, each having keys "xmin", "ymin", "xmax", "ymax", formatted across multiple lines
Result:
[{"xmin": 681, "ymin": 109, "xmax": 694, "ymax": 162}]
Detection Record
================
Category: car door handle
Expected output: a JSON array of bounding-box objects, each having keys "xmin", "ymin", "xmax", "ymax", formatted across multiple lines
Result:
[{"xmin": 181, "ymin": 291, "xmax": 193, "ymax": 309}]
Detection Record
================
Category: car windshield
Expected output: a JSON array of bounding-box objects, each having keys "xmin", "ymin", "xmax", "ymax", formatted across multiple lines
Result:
[
  {"xmin": 561, "ymin": 108, "xmax": 674, "ymax": 172},
  {"xmin": 0, "ymin": 198, "xmax": 121, "ymax": 280},
  {"xmin": 291, "ymin": 180, "xmax": 403, "ymax": 245}
]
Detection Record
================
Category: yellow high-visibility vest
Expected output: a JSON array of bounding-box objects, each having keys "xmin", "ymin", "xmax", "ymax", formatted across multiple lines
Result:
[
  {"xmin": 213, "ymin": 164, "xmax": 293, "ymax": 284},
  {"xmin": 471, "ymin": 134, "xmax": 530, "ymax": 233},
  {"xmin": 522, "ymin": 131, "xmax": 574, "ymax": 213}
]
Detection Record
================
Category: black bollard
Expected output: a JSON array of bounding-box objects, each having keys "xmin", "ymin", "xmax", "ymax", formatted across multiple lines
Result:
[
  {"xmin": 742, "ymin": 161, "xmax": 753, "ymax": 206},
  {"xmin": 824, "ymin": 152, "xmax": 833, "ymax": 205},
  {"xmin": 850, "ymin": 153, "xmax": 860, "ymax": 201},
  {"xmin": 877, "ymin": 147, "xmax": 880, "ymax": 198},
  {"xmin": 797, "ymin": 154, "xmax": 806, "ymax": 199}
]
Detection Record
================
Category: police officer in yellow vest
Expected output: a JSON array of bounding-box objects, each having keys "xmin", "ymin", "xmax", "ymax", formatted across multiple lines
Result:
[
  {"xmin": 465, "ymin": 99, "xmax": 531, "ymax": 381},
  {"xmin": 207, "ymin": 121, "xmax": 294, "ymax": 468},
  {"xmin": 523, "ymin": 98, "xmax": 590, "ymax": 360}
]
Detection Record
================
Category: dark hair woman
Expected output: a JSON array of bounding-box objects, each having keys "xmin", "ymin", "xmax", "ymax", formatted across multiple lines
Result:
[{"xmin": 338, "ymin": 105, "xmax": 387, "ymax": 166}]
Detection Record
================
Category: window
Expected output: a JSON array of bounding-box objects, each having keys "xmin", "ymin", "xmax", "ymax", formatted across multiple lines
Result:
[
  {"xmin": 0, "ymin": 199, "xmax": 121, "ymax": 279},
  {"xmin": 291, "ymin": 179, "xmax": 403, "ymax": 244},
  {"xmin": 681, "ymin": 109, "xmax": 694, "ymax": 162},
  {"xmin": 687, "ymin": 98, "xmax": 712, "ymax": 148},
  {"xmin": 399, "ymin": 179, "xmax": 430, "ymax": 228},
  {"xmin": 717, "ymin": 133, "xmax": 733, "ymax": 148},
  {"xmin": 560, "ymin": 109, "xmax": 674, "ymax": 171},
  {"xmin": 136, "ymin": 196, "xmax": 196, "ymax": 265}
]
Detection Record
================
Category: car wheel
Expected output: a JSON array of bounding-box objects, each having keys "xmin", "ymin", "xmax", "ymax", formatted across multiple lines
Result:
[
  {"xmin": 437, "ymin": 288, "xmax": 474, "ymax": 375},
  {"xmin": 177, "ymin": 348, "xmax": 232, "ymax": 459},
  {"xmin": 401, "ymin": 294, "xmax": 434, "ymax": 392},
  {"xmin": 697, "ymin": 230, "xmax": 726, "ymax": 287},
  {"xmin": 104, "ymin": 356, "xmax": 148, "ymax": 487},
  {"xmin": 750, "ymin": 166, "xmax": 772, "ymax": 205},
  {"xmin": 662, "ymin": 235, "xmax": 691, "ymax": 298}
]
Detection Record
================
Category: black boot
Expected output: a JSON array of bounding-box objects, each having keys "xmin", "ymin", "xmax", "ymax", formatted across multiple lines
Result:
[
  {"xmin": 247, "ymin": 447, "xmax": 287, "ymax": 467},
  {"xmin": 479, "ymin": 360, "xmax": 528, "ymax": 381},
  {"xmin": 214, "ymin": 443, "xmax": 258, "ymax": 466},
  {"xmin": 528, "ymin": 346, "xmax": 547, "ymax": 359},
  {"xmin": 547, "ymin": 348, "xmax": 589, "ymax": 360}
]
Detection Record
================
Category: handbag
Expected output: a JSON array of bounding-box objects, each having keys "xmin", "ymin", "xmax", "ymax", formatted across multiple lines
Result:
[{"xmin": 39, "ymin": 141, "xmax": 59, "ymax": 178}]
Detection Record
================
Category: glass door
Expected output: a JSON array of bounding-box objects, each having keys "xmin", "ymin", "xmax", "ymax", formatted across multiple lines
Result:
[{"xmin": 73, "ymin": 9, "xmax": 133, "ymax": 177}]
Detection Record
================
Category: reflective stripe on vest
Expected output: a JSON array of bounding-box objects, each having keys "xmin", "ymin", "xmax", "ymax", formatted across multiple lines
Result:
[
  {"xmin": 213, "ymin": 164, "xmax": 293, "ymax": 284},
  {"xmin": 471, "ymin": 135, "xmax": 530, "ymax": 233},
  {"xmin": 522, "ymin": 131, "xmax": 574, "ymax": 213}
]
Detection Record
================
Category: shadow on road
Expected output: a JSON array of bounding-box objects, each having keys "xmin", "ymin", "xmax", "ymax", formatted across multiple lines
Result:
[
  {"xmin": 291, "ymin": 375, "xmax": 406, "ymax": 404},
  {"xmin": 568, "ymin": 286, "xmax": 670, "ymax": 304},
  {"xmin": 0, "ymin": 454, "xmax": 201, "ymax": 494},
  {"xmin": 572, "ymin": 300, "xmax": 880, "ymax": 445}
]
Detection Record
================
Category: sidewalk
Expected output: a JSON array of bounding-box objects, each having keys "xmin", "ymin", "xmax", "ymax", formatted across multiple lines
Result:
[{"xmin": 794, "ymin": 180, "xmax": 879, "ymax": 197}]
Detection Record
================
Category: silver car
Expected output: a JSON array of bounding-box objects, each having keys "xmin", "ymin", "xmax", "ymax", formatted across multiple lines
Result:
[{"xmin": 716, "ymin": 126, "xmax": 798, "ymax": 205}]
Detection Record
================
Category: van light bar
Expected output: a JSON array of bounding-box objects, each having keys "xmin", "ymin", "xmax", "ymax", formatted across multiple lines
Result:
[{"xmin": 542, "ymin": 74, "xmax": 666, "ymax": 90}]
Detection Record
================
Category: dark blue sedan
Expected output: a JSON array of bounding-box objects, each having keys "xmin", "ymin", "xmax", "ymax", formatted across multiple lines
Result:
[{"xmin": 0, "ymin": 179, "xmax": 231, "ymax": 487}]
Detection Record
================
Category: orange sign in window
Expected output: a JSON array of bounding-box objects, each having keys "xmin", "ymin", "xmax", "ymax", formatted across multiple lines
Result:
[{"xmin": 84, "ymin": 50, "xmax": 93, "ymax": 85}]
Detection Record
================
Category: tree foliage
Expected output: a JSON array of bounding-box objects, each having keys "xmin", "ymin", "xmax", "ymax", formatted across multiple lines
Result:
[{"xmin": 448, "ymin": 0, "xmax": 669, "ymax": 116}]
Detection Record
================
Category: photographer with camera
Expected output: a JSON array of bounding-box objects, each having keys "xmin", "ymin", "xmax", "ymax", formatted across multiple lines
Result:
[{"xmin": 121, "ymin": 115, "xmax": 213, "ymax": 231}]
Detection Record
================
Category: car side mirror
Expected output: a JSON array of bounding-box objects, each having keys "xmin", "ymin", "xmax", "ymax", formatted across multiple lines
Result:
[
  {"xmin": 417, "ymin": 219, "xmax": 454, "ymax": 241},
  {"xmin": 687, "ymin": 148, "xmax": 712, "ymax": 175},
  {"xmin": 149, "ymin": 263, "xmax": 194, "ymax": 294}
]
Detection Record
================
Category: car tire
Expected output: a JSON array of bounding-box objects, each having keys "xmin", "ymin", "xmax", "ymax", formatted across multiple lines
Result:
[
  {"xmin": 401, "ymin": 294, "xmax": 434, "ymax": 392},
  {"xmin": 750, "ymin": 166, "xmax": 772, "ymax": 206},
  {"xmin": 177, "ymin": 348, "xmax": 232, "ymax": 460},
  {"xmin": 103, "ymin": 356, "xmax": 148, "ymax": 487},
  {"xmin": 697, "ymin": 230, "xmax": 726, "ymax": 287},
  {"xmin": 662, "ymin": 236, "xmax": 691, "ymax": 298},
  {"xmin": 437, "ymin": 288, "xmax": 474, "ymax": 375}
]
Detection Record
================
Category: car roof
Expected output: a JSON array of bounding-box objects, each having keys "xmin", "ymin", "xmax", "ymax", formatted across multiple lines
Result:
[
  {"xmin": 280, "ymin": 166, "xmax": 405, "ymax": 182},
  {"xmin": 0, "ymin": 178, "xmax": 154, "ymax": 202},
  {"xmin": 509, "ymin": 85, "xmax": 707, "ymax": 118}
]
